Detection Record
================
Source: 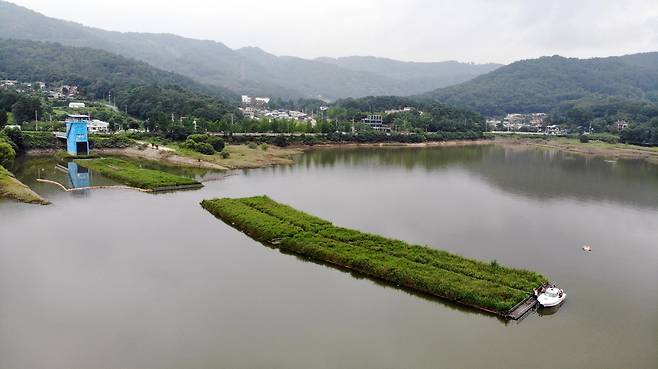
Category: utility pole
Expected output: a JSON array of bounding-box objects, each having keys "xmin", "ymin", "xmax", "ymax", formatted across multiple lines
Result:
[{"xmin": 35, "ymin": 110, "xmax": 38, "ymax": 131}]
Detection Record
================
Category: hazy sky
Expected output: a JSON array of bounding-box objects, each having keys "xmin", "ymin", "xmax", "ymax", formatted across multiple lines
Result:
[{"xmin": 9, "ymin": 0, "xmax": 658, "ymax": 64}]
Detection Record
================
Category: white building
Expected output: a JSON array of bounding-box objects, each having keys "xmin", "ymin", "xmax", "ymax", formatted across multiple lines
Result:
[
  {"xmin": 88, "ymin": 119, "xmax": 110, "ymax": 133},
  {"xmin": 545, "ymin": 125, "xmax": 561, "ymax": 135},
  {"xmin": 241, "ymin": 95, "xmax": 271, "ymax": 107},
  {"xmin": 615, "ymin": 120, "xmax": 629, "ymax": 130},
  {"xmin": 384, "ymin": 107, "xmax": 415, "ymax": 115},
  {"xmin": 69, "ymin": 102, "xmax": 86, "ymax": 109}
]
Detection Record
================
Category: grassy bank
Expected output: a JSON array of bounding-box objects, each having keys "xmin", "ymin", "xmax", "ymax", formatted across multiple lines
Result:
[
  {"xmin": 201, "ymin": 196, "xmax": 547, "ymax": 316},
  {"xmin": 75, "ymin": 157, "xmax": 202, "ymax": 191},
  {"xmin": 173, "ymin": 144, "xmax": 301, "ymax": 169},
  {"xmin": 0, "ymin": 165, "xmax": 49, "ymax": 204}
]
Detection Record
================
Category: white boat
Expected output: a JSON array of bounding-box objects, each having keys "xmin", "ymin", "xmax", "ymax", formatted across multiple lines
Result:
[{"xmin": 537, "ymin": 287, "xmax": 566, "ymax": 307}]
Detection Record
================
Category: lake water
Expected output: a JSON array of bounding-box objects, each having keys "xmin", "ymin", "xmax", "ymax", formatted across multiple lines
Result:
[{"xmin": 1, "ymin": 145, "xmax": 656, "ymax": 369}]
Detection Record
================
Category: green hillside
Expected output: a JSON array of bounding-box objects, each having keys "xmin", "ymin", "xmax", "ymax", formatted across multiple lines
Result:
[
  {"xmin": 423, "ymin": 54, "xmax": 658, "ymax": 116},
  {"xmin": 0, "ymin": 39, "xmax": 238, "ymax": 121}
]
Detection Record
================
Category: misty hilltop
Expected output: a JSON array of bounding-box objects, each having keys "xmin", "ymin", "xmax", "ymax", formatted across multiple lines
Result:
[{"xmin": 0, "ymin": 1, "xmax": 500, "ymax": 100}]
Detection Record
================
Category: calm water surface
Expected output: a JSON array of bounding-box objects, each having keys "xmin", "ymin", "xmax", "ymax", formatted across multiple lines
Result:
[{"xmin": 0, "ymin": 145, "xmax": 656, "ymax": 369}]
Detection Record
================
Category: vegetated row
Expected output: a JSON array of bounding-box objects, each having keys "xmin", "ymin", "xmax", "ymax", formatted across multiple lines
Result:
[
  {"xmin": 75, "ymin": 157, "xmax": 201, "ymax": 191},
  {"xmin": 201, "ymin": 196, "xmax": 547, "ymax": 315}
]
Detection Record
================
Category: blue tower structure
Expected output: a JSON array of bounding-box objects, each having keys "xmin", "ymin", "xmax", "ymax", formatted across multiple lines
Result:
[{"xmin": 65, "ymin": 114, "xmax": 90, "ymax": 156}]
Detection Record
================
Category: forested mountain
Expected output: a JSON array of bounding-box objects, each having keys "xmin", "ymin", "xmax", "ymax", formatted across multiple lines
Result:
[
  {"xmin": 424, "ymin": 54, "xmax": 658, "ymax": 116},
  {"xmin": 0, "ymin": 1, "xmax": 496, "ymax": 100},
  {"xmin": 0, "ymin": 39, "xmax": 238, "ymax": 121},
  {"xmin": 317, "ymin": 56, "xmax": 500, "ymax": 95}
]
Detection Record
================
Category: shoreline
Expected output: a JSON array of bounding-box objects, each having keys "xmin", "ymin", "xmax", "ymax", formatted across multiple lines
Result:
[
  {"xmin": 22, "ymin": 137, "xmax": 658, "ymax": 174},
  {"xmin": 300, "ymin": 139, "xmax": 496, "ymax": 150},
  {"xmin": 0, "ymin": 166, "xmax": 50, "ymax": 205},
  {"xmin": 494, "ymin": 137, "xmax": 658, "ymax": 163}
]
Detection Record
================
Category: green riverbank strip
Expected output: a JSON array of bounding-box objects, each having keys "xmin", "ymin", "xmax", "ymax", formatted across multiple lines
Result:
[
  {"xmin": 0, "ymin": 165, "xmax": 49, "ymax": 204},
  {"xmin": 75, "ymin": 158, "xmax": 202, "ymax": 191},
  {"xmin": 201, "ymin": 196, "xmax": 547, "ymax": 316}
]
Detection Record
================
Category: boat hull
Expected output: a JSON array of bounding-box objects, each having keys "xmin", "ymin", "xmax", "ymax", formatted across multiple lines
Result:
[{"xmin": 538, "ymin": 293, "xmax": 566, "ymax": 307}]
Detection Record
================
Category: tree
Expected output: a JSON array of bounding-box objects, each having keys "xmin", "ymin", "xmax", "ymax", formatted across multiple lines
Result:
[
  {"xmin": 11, "ymin": 95, "xmax": 42, "ymax": 124},
  {"xmin": 0, "ymin": 141, "xmax": 16, "ymax": 166},
  {"xmin": 0, "ymin": 111, "xmax": 7, "ymax": 128},
  {"xmin": 2, "ymin": 128, "xmax": 25, "ymax": 152}
]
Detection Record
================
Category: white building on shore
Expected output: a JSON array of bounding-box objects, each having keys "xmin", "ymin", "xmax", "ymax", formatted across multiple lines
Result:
[{"xmin": 88, "ymin": 119, "xmax": 110, "ymax": 133}]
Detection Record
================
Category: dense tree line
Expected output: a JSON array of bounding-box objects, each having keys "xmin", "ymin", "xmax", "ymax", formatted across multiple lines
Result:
[
  {"xmin": 0, "ymin": 90, "xmax": 44, "ymax": 126},
  {"xmin": 327, "ymin": 96, "xmax": 485, "ymax": 132},
  {"xmin": 619, "ymin": 119, "xmax": 658, "ymax": 145}
]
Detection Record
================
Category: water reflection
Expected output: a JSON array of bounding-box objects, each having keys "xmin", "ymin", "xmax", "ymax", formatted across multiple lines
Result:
[
  {"xmin": 301, "ymin": 146, "xmax": 658, "ymax": 209},
  {"xmin": 66, "ymin": 162, "xmax": 91, "ymax": 189}
]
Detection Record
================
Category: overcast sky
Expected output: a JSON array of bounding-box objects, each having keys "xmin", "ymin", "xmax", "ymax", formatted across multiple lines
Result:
[{"xmin": 9, "ymin": 0, "xmax": 658, "ymax": 64}]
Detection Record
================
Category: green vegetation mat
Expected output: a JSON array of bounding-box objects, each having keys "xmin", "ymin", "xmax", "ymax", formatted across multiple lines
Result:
[
  {"xmin": 75, "ymin": 158, "xmax": 202, "ymax": 191},
  {"xmin": 201, "ymin": 196, "xmax": 547, "ymax": 315}
]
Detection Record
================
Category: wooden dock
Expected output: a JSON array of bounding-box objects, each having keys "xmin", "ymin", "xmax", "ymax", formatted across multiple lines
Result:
[{"xmin": 506, "ymin": 295, "xmax": 538, "ymax": 320}]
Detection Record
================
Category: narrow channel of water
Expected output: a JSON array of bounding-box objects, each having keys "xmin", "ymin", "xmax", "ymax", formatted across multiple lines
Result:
[{"xmin": 0, "ymin": 145, "xmax": 656, "ymax": 369}]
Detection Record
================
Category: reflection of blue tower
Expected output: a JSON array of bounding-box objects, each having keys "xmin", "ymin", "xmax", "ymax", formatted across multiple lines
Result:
[
  {"xmin": 65, "ymin": 114, "xmax": 90, "ymax": 156},
  {"xmin": 67, "ymin": 162, "xmax": 90, "ymax": 188}
]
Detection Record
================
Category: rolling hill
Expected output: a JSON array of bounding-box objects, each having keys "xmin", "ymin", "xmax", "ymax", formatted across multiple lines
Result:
[
  {"xmin": 0, "ymin": 0, "xmax": 499, "ymax": 100},
  {"xmin": 423, "ymin": 53, "xmax": 658, "ymax": 116},
  {"xmin": 0, "ymin": 39, "xmax": 238, "ymax": 121}
]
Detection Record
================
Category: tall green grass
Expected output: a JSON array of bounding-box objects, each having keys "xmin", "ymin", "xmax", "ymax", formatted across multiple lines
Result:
[{"xmin": 201, "ymin": 196, "xmax": 548, "ymax": 315}]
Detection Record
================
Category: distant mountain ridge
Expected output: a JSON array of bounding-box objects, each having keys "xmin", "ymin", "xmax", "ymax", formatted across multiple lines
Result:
[
  {"xmin": 317, "ymin": 56, "xmax": 500, "ymax": 94},
  {"xmin": 0, "ymin": 1, "xmax": 500, "ymax": 100},
  {"xmin": 423, "ymin": 53, "xmax": 658, "ymax": 116}
]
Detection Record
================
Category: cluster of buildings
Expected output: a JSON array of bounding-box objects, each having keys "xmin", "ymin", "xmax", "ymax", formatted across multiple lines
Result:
[
  {"xmin": 47, "ymin": 85, "xmax": 80, "ymax": 100},
  {"xmin": 0, "ymin": 79, "xmax": 82, "ymax": 100},
  {"xmin": 487, "ymin": 113, "xmax": 548, "ymax": 132},
  {"xmin": 240, "ymin": 95, "xmax": 317, "ymax": 125},
  {"xmin": 0, "ymin": 79, "xmax": 46, "ymax": 93},
  {"xmin": 240, "ymin": 106, "xmax": 317, "ymax": 125}
]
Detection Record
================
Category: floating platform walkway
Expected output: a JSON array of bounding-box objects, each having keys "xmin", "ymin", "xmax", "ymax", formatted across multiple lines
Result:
[
  {"xmin": 506, "ymin": 295, "xmax": 538, "ymax": 320},
  {"xmin": 201, "ymin": 196, "xmax": 549, "ymax": 319}
]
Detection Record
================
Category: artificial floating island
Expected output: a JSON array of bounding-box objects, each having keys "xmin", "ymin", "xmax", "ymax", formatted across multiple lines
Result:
[{"xmin": 201, "ymin": 196, "xmax": 551, "ymax": 318}]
